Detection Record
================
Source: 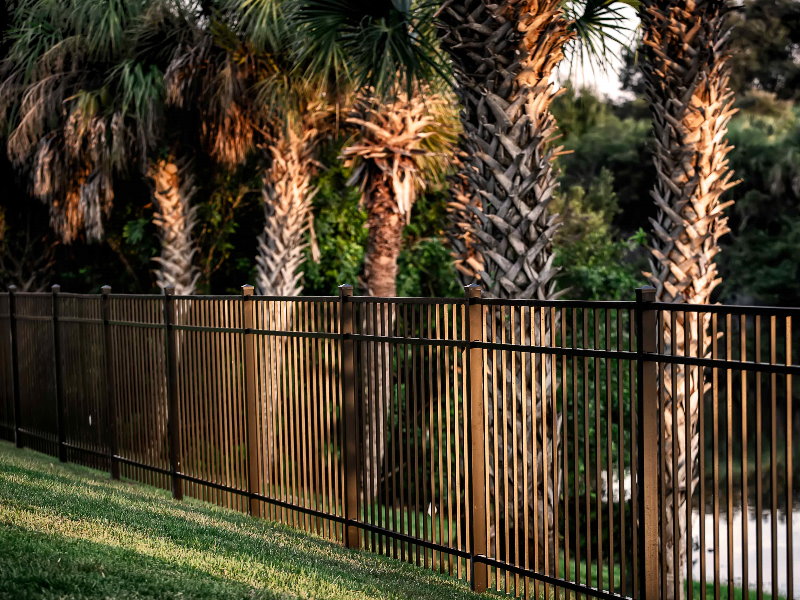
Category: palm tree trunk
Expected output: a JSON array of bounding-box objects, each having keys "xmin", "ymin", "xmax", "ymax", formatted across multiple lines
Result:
[
  {"xmin": 147, "ymin": 157, "xmax": 200, "ymax": 478},
  {"xmin": 255, "ymin": 126, "xmax": 317, "ymax": 297},
  {"xmin": 438, "ymin": 0, "xmax": 573, "ymax": 571},
  {"xmin": 640, "ymin": 1, "xmax": 737, "ymax": 598},
  {"xmin": 359, "ymin": 172, "xmax": 403, "ymax": 502},
  {"xmin": 362, "ymin": 174, "xmax": 404, "ymax": 298},
  {"xmin": 437, "ymin": 0, "xmax": 570, "ymax": 298},
  {"xmin": 148, "ymin": 157, "xmax": 200, "ymax": 295}
]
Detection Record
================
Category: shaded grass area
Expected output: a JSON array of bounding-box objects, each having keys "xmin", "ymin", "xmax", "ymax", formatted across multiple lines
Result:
[{"xmin": 0, "ymin": 441, "xmax": 483, "ymax": 600}]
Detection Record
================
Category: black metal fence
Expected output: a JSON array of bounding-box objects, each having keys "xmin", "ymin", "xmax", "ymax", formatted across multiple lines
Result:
[{"xmin": 0, "ymin": 284, "xmax": 797, "ymax": 600}]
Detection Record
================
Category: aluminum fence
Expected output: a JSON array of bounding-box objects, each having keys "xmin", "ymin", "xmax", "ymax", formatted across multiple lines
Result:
[{"xmin": 0, "ymin": 284, "xmax": 797, "ymax": 600}]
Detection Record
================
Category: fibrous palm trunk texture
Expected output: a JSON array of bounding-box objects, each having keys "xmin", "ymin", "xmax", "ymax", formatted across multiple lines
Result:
[
  {"xmin": 148, "ymin": 157, "xmax": 200, "ymax": 295},
  {"xmin": 640, "ymin": 1, "xmax": 737, "ymax": 598},
  {"xmin": 255, "ymin": 125, "xmax": 318, "ymax": 297},
  {"xmin": 437, "ymin": 0, "xmax": 572, "ymax": 576},
  {"xmin": 437, "ymin": 0, "xmax": 570, "ymax": 298},
  {"xmin": 342, "ymin": 91, "xmax": 444, "ymax": 498}
]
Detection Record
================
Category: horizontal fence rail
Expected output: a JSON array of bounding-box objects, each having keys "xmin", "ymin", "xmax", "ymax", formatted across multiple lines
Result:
[{"xmin": 0, "ymin": 284, "xmax": 797, "ymax": 600}]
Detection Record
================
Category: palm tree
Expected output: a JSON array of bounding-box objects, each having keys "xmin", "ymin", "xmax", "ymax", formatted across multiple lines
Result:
[
  {"xmin": 294, "ymin": 0, "xmax": 457, "ymax": 504},
  {"xmin": 639, "ymin": 1, "xmax": 737, "ymax": 597},
  {"xmin": 437, "ymin": 0, "xmax": 631, "ymax": 577},
  {"xmin": 0, "ymin": 0, "xmax": 202, "ymax": 293},
  {"xmin": 341, "ymin": 91, "xmax": 456, "ymax": 297},
  {"xmin": 165, "ymin": 1, "xmax": 327, "ymax": 296}
]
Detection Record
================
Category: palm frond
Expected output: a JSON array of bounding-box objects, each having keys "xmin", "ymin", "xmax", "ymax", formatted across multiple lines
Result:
[
  {"xmin": 563, "ymin": 0, "xmax": 636, "ymax": 73},
  {"xmin": 228, "ymin": 0, "xmax": 289, "ymax": 54},
  {"xmin": 294, "ymin": 0, "xmax": 449, "ymax": 99}
]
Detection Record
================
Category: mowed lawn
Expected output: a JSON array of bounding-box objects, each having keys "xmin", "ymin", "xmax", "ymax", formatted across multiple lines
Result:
[{"xmin": 0, "ymin": 441, "xmax": 483, "ymax": 600}]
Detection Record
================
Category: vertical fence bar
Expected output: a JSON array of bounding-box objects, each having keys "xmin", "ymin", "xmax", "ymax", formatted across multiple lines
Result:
[
  {"xmin": 635, "ymin": 286, "xmax": 659, "ymax": 600},
  {"xmin": 51, "ymin": 285, "xmax": 67, "ymax": 462},
  {"xmin": 339, "ymin": 284, "xmax": 360, "ymax": 548},
  {"xmin": 8, "ymin": 285, "xmax": 22, "ymax": 449},
  {"xmin": 163, "ymin": 286, "xmax": 183, "ymax": 500},
  {"xmin": 465, "ymin": 284, "xmax": 488, "ymax": 593},
  {"xmin": 242, "ymin": 284, "xmax": 261, "ymax": 517},
  {"xmin": 101, "ymin": 286, "xmax": 119, "ymax": 479}
]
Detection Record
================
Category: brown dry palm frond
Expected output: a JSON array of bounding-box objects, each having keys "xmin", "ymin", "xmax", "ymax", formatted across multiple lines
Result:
[
  {"xmin": 1, "ymin": 0, "xmax": 174, "ymax": 243},
  {"xmin": 164, "ymin": 25, "xmax": 259, "ymax": 167},
  {"xmin": 639, "ymin": 1, "xmax": 737, "ymax": 597},
  {"xmin": 341, "ymin": 90, "xmax": 457, "ymax": 298}
]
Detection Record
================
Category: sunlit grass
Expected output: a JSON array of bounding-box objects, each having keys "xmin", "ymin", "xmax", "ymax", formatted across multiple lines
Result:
[{"xmin": 0, "ymin": 441, "xmax": 483, "ymax": 600}]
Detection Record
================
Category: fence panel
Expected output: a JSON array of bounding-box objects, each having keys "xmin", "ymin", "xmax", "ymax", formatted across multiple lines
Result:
[
  {"xmin": 58, "ymin": 292, "xmax": 106, "ymax": 469},
  {"xmin": 476, "ymin": 300, "xmax": 640, "ymax": 600},
  {"xmin": 654, "ymin": 305, "xmax": 800, "ymax": 600},
  {"xmin": 351, "ymin": 297, "xmax": 471, "ymax": 578},
  {"xmin": 108, "ymin": 294, "xmax": 170, "ymax": 490},
  {"xmin": 0, "ymin": 294, "xmax": 12, "ymax": 442},
  {"xmin": 250, "ymin": 296, "xmax": 344, "ymax": 540},
  {"xmin": 2, "ymin": 287, "xmax": 799, "ymax": 600},
  {"xmin": 14, "ymin": 292, "xmax": 56, "ymax": 455},
  {"xmin": 173, "ymin": 296, "xmax": 247, "ymax": 510}
]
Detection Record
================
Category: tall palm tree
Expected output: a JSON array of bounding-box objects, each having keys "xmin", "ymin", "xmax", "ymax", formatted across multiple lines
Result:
[
  {"xmin": 639, "ymin": 1, "xmax": 737, "ymax": 597},
  {"xmin": 294, "ymin": 0, "xmax": 457, "ymax": 504},
  {"xmin": 0, "ymin": 0, "xmax": 202, "ymax": 293},
  {"xmin": 437, "ymin": 0, "xmax": 631, "ymax": 577},
  {"xmin": 339, "ymin": 90, "xmax": 456, "ymax": 499}
]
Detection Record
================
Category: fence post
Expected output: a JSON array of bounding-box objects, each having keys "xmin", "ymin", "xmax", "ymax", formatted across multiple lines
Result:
[
  {"xmin": 242, "ymin": 284, "xmax": 262, "ymax": 517},
  {"xmin": 52, "ymin": 285, "xmax": 67, "ymax": 462},
  {"xmin": 162, "ymin": 286, "xmax": 183, "ymax": 500},
  {"xmin": 101, "ymin": 286, "xmax": 120, "ymax": 479},
  {"xmin": 635, "ymin": 286, "xmax": 659, "ymax": 600},
  {"xmin": 339, "ymin": 284, "xmax": 360, "ymax": 548},
  {"xmin": 8, "ymin": 285, "xmax": 22, "ymax": 448},
  {"xmin": 465, "ymin": 284, "xmax": 488, "ymax": 592}
]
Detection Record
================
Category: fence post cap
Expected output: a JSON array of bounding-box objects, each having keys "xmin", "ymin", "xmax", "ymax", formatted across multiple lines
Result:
[
  {"xmin": 635, "ymin": 286, "xmax": 656, "ymax": 302},
  {"xmin": 100, "ymin": 285, "xmax": 111, "ymax": 295},
  {"xmin": 241, "ymin": 284, "xmax": 254, "ymax": 296},
  {"xmin": 338, "ymin": 284, "xmax": 354, "ymax": 297},
  {"xmin": 464, "ymin": 283, "xmax": 482, "ymax": 298},
  {"xmin": 163, "ymin": 286, "xmax": 175, "ymax": 296},
  {"xmin": 51, "ymin": 284, "xmax": 61, "ymax": 293},
  {"xmin": 7, "ymin": 285, "xmax": 16, "ymax": 293}
]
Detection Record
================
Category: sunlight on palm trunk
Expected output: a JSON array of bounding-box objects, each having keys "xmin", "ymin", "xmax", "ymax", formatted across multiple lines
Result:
[
  {"xmin": 149, "ymin": 158, "xmax": 200, "ymax": 296},
  {"xmin": 256, "ymin": 125, "xmax": 318, "ymax": 297},
  {"xmin": 640, "ymin": 1, "xmax": 738, "ymax": 598}
]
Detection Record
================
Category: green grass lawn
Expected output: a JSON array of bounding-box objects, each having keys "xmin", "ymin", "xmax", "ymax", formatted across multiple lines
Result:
[
  {"xmin": 0, "ymin": 441, "xmax": 782, "ymax": 600},
  {"xmin": 0, "ymin": 441, "xmax": 483, "ymax": 600}
]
